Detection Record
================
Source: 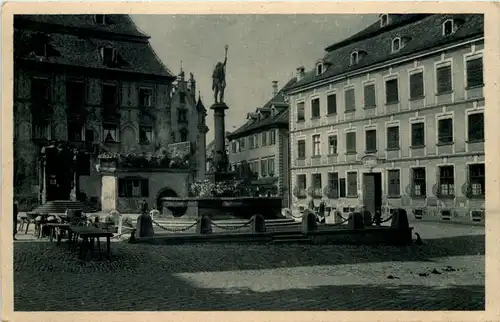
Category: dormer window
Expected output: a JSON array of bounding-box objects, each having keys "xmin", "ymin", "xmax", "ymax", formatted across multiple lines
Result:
[
  {"xmin": 100, "ymin": 46, "xmax": 117, "ymax": 66},
  {"xmin": 95, "ymin": 14, "xmax": 106, "ymax": 25},
  {"xmin": 443, "ymin": 19, "xmax": 456, "ymax": 36},
  {"xmin": 380, "ymin": 14, "xmax": 389, "ymax": 27},
  {"xmin": 350, "ymin": 51, "xmax": 359, "ymax": 65},
  {"xmin": 316, "ymin": 62, "xmax": 324, "ymax": 76},
  {"xmin": 392, "ymin": 37, "xmax": 402, "ymax": 53}
]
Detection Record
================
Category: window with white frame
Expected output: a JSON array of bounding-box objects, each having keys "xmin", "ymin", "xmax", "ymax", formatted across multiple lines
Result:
[
  {"xmin": 297, "ymin": 139, "xmax": 306, "ymax": 158},
  {"xmin": 442, "ymin": 19, "xmax": 455, "ymax": 36},
  {"xmin": 311, "ymin": 98, "xmax": 320, "ymax": 118},
  {"xmin": 365, "ymin": 129, "xmax": 377, "ymax": 152},
  {"xmin": 269, "ymin": 130, "xmax": 276, "ymax": 145},
  {"xmin": 312, "ymin": 173, "xmax": 322, "ymax": 197},
  {"xmin": 296, "ymin": 174, "xmax": 307, "ymax": 197},
  {"xmin": 385, "ymin": 78, "xmax": 399, "ymax": 104},
  {"xmin": 327, "ymin": 93, "xmax": 337, "ymax": 114},
  {"xmin": 101, "ymin": 46, "xmax": 117, "ymax": 66},
  {"xmin": 387, "ymin": 125, "xmax": 400, "ymax": 150},
  {"xmin": 364, "ymin": 84, "xmax": 376, "ymax": 108},
  {"xmin": 328, "ymin": 135, "xmax": 338, "ymax": 155},
  {"xmin": 296, "ymin": 102, "xmax": 305, "ymax": 122},
  {"xmin": 327, "ymin": 172, "xmax": 339, "ymax": 198},
  {"xmin": 411, "ymin": 167, "xmax": 426, "ymax": 197},
  {"xmin": 438, "ymin": 165, "xmax": 455, "ymax": 196},
  {"xmin": 260, "ymin": 159, "xmax": 268, "ymax": 177},
  {"xmin": 139, "ymin": 125, "xmax": 153, "ymax": 144},
  {"xmin": 346, "ymin": 131, "xmax": 356, "ymax": 153},
  {"xmin": 139, "ymin": 88, "xmax": 153, "ymax": 107},
  {"xmin": 350, "ymin": 51, "xmax": 359, "ymax": 65},
  {"xmin": 267, "ymin": 158, "xmax": 275, "ymax": 176},
  {"xmin": 103, "ymin": 123, "xmax": 118, "ymax": 142},
  {"xmin": 468, "ymin": 163, "xmax": 485, "ymax": 197},
  {"xmin": 466, "ymin": 56, "xmax": 484, "ymax": 88},
  {"xmin": 345, "ymin": 88, "xmax": 356, "ymax": 112},
  {"xmin": 312, "ymin": 134, "xmax": 321, "ymax": 156},
  {"xmin": 387, "ymin": 169, "xmax": 400, "ymax": 197},
  {"xmin": 409, "ymin": 70, "xmax": 424, "ymax": 99},
  {"xmin": 316, "ymin": 62, "xmax": 323, "ymax": 76},
  {"xmin": 391, "ymin": 37, "xmax": 401, "ymax": 53},
  {"xmin": 468, "ymin": 112, "xmax": 484, "ymax": 142},
  {"xmin": 436, "ymin": 63, "xmax": 452, "ymax": 94},
  {"xmin": 261, "ymin": 131, "xmax": 267, "ymax": 146},
  {"xmin": 438, "ymin": 117, "xmax": 453, "ymax": 144},
  {"xmin": 411, "ymin": 122, "xmax": 425, "ymax": 147},
  {"xmin": 380, "ymin": 14, "xmax": 389, "ymax": 27}
]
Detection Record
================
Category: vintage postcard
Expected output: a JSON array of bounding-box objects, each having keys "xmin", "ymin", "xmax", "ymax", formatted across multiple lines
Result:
[{"xmin": 2, "ymin": 1, "xmax": 500, "ymax": 322}]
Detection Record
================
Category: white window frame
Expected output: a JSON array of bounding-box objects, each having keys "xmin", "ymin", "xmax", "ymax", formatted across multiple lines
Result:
[
  {"xmin": 386, "ymin": 166, "xmax": 403, "ymax": 198},
  {"xmin": 102, "ymin": 123, "xmax": 119, "ymax": 143},
  {"xmin": 380, "ymin": 14, "xmax": 389, "ymax": 27},
  {"xmin": 436, "ymin": 163, "xmax": 456, "ymax": 197},
  {"xmin": 327, "ymin": 133, "xmax": 338, "ymax": 155},
  {"xmin": 316, "ymin": 61, "xmax": 324, "ymax": 76},
  {"xmin": 325, "ymin": 89, "xmax": 338, "ymax": 115},
  {"xmin": 344, "ymin": 127, "xmax": 357, "ymax": 156},
  {"xmin": 435, "ymin": 111, "xmax": 455, "ymax": 148},
  {"xmin": 363, "ymin": 124, "xmax": 378, "ymax": 153},
  {"xmin": 310, "ymin": 94, "xmax": 321, "ymax": 118},
  {"xmin": 296, "ymin": 99, "xmax": 306, "ymax": 122},
  {"xmin": 407, "ymin": 66, "xmax": 426, "ymax": 102},
  {"xmin": 296, "ymin": 134, "xmax": 306, "ymax": 159},
  {"xmin": 311, "ymin": 134, "xmax": 321, "ymax": 157},
  {"xmin": 350, "ymin": 51, "xmax": 359, "ymax": 66},
  {"xmin": 362, "ymin": 79, "xmax": 377, "ymax": 108},
  {"xmin": 391, "ymin": 37, "xmax": 402, "ymax": 53},
  {"xmin": 101, "ymin": 46, "xmax": 117, "ymax": 64},
  {"xmin": 343, "ymin": 85, "xmax": 356, "ymax": 113},
  {"xmin": 139, "ymin": 125, "xmax": 153, "ymax": 144},
  {"xmin": 385, "ymin": 120, "xmax": 401, "ymax": 152},
  {"xmin": 409, "ymin": 165, "xmax": 428, "ymax": 198},
  {"xmin": 465, "ymin": 106, "xmax": 485, "ymax": 149},
  {"xmin": 463, "ymin": 51, "xmax": 484, "ymax": 91},
  {"xmin": 434, "ymin": 58, "xmax": 454, "ymax": 96},
  {"xmin": 442, "ymin": 19, "xmax": 455, "ymax": 36},
  {"xmin": 383, "ymin": 73, "xmax": 400, "ymax": 106},
  {"xmin": 465, "ymin": 160, "xmax": 486, "ymax": 198},
  {"xmin": 408, "ymin": 116, "xmax": 427, "ymax": 157}
]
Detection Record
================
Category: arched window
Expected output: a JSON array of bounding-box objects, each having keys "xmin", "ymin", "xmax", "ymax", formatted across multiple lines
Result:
[
  {"xmin": 392, "ymin": 37, "xmax": 402, "ymax": 53},
  {"xmin": 316, "ymin": 62, "xmax": 324, "ymax": 76},
  {"xmin": 100, "ymin": 46, "xmax": 117, "ymax": 65},
  {"xmin": 380, "ymin": 14, "xmax": 389, "ymax": 27},
  {"xmin": 443, "ymin": 19, "xmax": 455, "ymax": 36},
  {"xmin": 350, "ymin": 51, "xmax": 359, "ymax": 65}
]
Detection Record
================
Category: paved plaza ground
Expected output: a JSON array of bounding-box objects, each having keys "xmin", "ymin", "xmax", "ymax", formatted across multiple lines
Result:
[{"xmin": 13, "ymin": 221, "xmax": 484, "ymax": 311}]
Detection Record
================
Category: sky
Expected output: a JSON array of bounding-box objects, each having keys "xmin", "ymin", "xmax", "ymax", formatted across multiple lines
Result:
[{"xmin": 131, "ymin": 14, "xmax": 377, "ymax": 144}]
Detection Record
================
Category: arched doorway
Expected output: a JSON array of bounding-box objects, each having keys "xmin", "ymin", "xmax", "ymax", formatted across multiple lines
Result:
[{"xmin": 156, "ymin": 188, "xmax": 178, "ymax": 211}]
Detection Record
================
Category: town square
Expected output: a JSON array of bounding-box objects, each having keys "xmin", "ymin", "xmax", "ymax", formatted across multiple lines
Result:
[{"xmin": 11, "ymin": 13, "xmax": 485, "ymax": 311}]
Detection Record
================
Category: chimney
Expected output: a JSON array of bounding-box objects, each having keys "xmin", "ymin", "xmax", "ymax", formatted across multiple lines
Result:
[
  {"xmin": 272, "ymin": 81, "xmax": 278, "ymax": 96},
  {"xmin": 296, "ymin": 66, "xmax": 305, "ymax": 80}
]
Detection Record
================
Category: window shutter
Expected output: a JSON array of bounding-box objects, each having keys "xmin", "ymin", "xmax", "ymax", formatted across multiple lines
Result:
[
  {"xmin": 364, "ymin": 84, "xmax": 376, "ymax": 107},
  {"xmin": 436, "ymin": 66, "xmax": 452, "ymax": 93},
  {"xmin": 345, "ymin": 89, "xmax": 355, "ymax": 112},
  {"xmin": 466, "ymin": 58, "xmax": 483, "ymax": 88},
  {"xmin": 409, "ymin": 72, "xmax": 424, "ymax": 99},
  {"xmin": 141, "ymin": 179, "xmax": 149, "ymax": 197}
]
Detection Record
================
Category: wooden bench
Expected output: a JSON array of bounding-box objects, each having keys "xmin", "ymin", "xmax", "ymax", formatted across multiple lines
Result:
[{"xmin": 69, "ymin": 226, "xmax": 113, "ymax": 260}]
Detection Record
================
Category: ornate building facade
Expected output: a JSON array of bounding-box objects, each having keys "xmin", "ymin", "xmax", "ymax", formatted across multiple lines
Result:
[
  {"xmin": 13, "ymin": 14, "xmax": 207, "ymax": 211},
  {"xmin": 285, "ymin": 14, "xmax": 485, "ymax": 223}
]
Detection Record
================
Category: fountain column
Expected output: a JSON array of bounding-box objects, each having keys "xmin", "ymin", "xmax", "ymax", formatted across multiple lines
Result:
[{"xmin": 208, "ymin": 102, "xmax": 230, "ymax": 183}]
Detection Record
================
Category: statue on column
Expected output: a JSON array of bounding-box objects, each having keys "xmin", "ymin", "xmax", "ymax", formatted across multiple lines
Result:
[{"xmin": 212, "ymin": 45, "xmax": 228, "ymax": 104}]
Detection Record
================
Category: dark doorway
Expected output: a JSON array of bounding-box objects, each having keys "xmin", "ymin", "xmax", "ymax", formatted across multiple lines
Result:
[
  {"xmin": 363, "ymin": 172, "xmax": 382, "ymax": 217},
  {"xmin": 156, "ymin": 188, "xmax": 178, "ymax": 211}
]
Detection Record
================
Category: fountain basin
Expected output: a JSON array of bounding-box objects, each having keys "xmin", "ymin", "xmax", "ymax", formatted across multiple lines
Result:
[{"xmin": 162, "ymin": 196, "xmax": 284, "ymax": 220}]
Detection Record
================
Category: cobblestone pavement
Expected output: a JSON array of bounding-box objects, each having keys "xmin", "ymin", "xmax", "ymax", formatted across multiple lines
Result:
[{"xmin": 13, "ymin": 222, "xmax": 484, "ymax": 311}]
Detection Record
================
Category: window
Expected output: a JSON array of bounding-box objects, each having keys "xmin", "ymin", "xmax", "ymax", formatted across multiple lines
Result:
[
  {"xmin": 268, "ymin": 158, "xmax": 275, "ymax": 176},
  {"xmin": 438, "ymin": 118, "xmax": 453, "ymax": 144},
  {"xmin": 67, "ymin": 121, "xmax": 84, "ymax": 141},
  {"xmin": 316, "ymin": 63, "xmax": 323, "ymax": 76},
  {"xmin": 436, "ymin": 64, "xmax": 452, "ymax": 94},
  {"xmin": 103, "ymin": 123, "xmax": 118, "ymax": 142},
  {"xmin": 409, "ymin": 71, "xmax": 424, "ymax": 99},
  {"xmin": 178, "ymin": 109, "xmax": 188, "ymax": 123},
  {"xmin": 33, "ymin": 122, "xmax": 51, "ymax": 140},
  {"xmin": 85, "ymin": 129, "xmax": 95, "ymax": 143},
  {"xmin": 240, "ymin": 138, "xmax": 246, "ymax": 150},
  {"xmin": 466, "ymin": 57, "xmax": 484, "ymax": 88},
  {"xmin": 269, "ymin": 130, "xmax": 276, "ymax": 145},
  {"xmin": 327, "ymin": 172, "xmax": 339, "ymax": 198},
  {"xmin": 101, "ymin": 47, "xmax": 117, "ymax": 65},
  {"xmin": 31, "ymin": 77, "xmax": 50, "ymax": 102},
  {"xmin": 411, "ymin": 167, "xmax": 426, "ymax": 197},
  {"xmin": 327, "ymin": 94, "xmax": 337, "ymax": 114},
  {"xmin": 339, "ymin": 178, "xmax": 346, "ymax": 197},
  {"xmin": 442, "ymin": 19, "xmax": 455, "ymax": 36},
  {"xmin": 180, "ymin": 130, "xmax": 188, "ymax": 142},
  {"xmin": 180, "ymin": 92, "xmax": 186, "ymax": 104},
  {"xmin": 346, "ymin": 132, "xmax": 356, "ymax": 153},
  {"xmin": 254, "ymin": 134, "xmax": 259, "ymax": 148},
  {"xmin": 260, "ymin": 159, "xmax": 268, "ymax": 177},
  {"xmin": 261, "ymin": 131, "xmax": 267, "ymax": 146},
  {"xmin": 468, "ymin": 164, "xmax": 485, "ymax": 197},
  {"xmin": 296, "ymin": 102, "xmax": 305, "ymax": 122},
  {"xmin": 411, "ymin": 122, "xmax": 425, "ymax": 147},
  {"xmin": 312, "ymin": 134, "xmax": 321, "ymax": 156},
  {"xmin": 380, "ymin": 14, "xmax": 389, "ymax": 27},
  {"xmin": 94, "ymin": 14, "xmax": 107, "ymax": 25},
  {"xmin": 468, "ymin": 113, "xmax": 484, "ymax": 142},
  {"xmin": 312, "ymin": 173, "xmax": 322, "ymax": 197},
  {"xmin": 139, "ymin": 88, "xmax": 153, "ymax": 107},
  {"xmin": 231, "ymin": 141, "xmax": 237, "ymax": 153},
  {"xmin": 387, "ymin": 169, "xmax": 400, "ymax": 197},
  {"xmin": 387, "ymin": 126, "xmax": 400, "ymax": 150},
  {"xmin": 66, "ymin": 81, "xmax": 85, "ymax": 110},
  {"xmin": 328, "ymin": 135, "xmax": 338, "ymax": 155},
  {"xmin": 139, "ymin": 126, "xmax": 153, "ymax": 144},
  {"xmin": 346, "ymin": 172, "xmax": 358, "ymax": 197},
  {"xmin": 296, "ymin": 174, "xmax": 307, "ymax": 197},
  {"xmin": 297, "ymin": 140, "xmax": 306, "ymax": 158},
  {"xmin": 118, "ymin": 178, "xmax": 149, "ymax": 198},
  {"xmin": 364, "ymin": 84, "xmax": 376, "ymax": 108},
  {"xmin": 392, "ymin": 37, "xmax": 401, "ymax": 53},
  {"xmin": 438, "ymin": 165, "xmax": 455, "ymax": 197},
  {"xmin": 345, "ymin": 88, "xmax": 356, "ymax": 112},
  {"xmin": 311, "ymin": 98, "xmax": 320, "ymax": 118},
  {"xmin": 249, "ymin": 135, "xmax": 255, "ymax": 149},
  {"xmin": 102, "ymin": 83, "xmax": 117, "ymax": 105},
  {"xmin": 350, "ymin": 51, "xmax": 359, "ymax": 65},
  {"xmin": 365, "ymin": 129, "xmax": 377, "ymax": 152},
  {"xmin": 385, "ymin": 78, "xmax": 399, "ymax": 104}
]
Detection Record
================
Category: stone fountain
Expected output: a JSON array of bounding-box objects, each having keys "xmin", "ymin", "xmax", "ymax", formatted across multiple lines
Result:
[{"xmin": 162, "ymin": 45, "xmax": 283, "ymax": 220}]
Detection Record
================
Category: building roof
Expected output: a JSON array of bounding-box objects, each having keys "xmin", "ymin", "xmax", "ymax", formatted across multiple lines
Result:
[
  {"xmin": 227, "ymin": 77, "xmax": 297, "ymax": 140},
  {"xmin": 14, "ymin": 15, "xmax": 174, "ymax": 78},
  {"xmin": 287, "ymin": 14, "xmax": 483, "ymax": 93}
]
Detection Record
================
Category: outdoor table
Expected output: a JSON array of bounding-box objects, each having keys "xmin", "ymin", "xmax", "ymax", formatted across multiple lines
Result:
[
  {"xmin": 69, "ymin": 226, "xmax": 113, "ymax": 260},
  {"xmin": 43, "ymin": 223, "xmax": 71, "ymax": 244}
]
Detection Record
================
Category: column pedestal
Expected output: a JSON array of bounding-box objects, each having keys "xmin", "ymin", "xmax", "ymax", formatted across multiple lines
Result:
[{"xmin": 208, "ymin": 102, "xmax": 231, "ymax": 183}]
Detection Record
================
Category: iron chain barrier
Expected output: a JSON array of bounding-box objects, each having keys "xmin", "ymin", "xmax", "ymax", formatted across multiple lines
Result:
[
  {"xmin": 152, "ymin": 219, "xmax": 199, "ymax": 232},
  {"xmin": 210, "ymin": 218, "xmax": 253, "ymax": 231}
]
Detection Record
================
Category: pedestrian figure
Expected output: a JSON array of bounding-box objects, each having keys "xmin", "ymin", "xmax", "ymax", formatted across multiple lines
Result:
[
  {"xmin": 374, "ymin": 210, "xmax": 382, "ymax": 226},
  {"xmin": 317, "ymin": 200, "xmax": 326, "ymax": 224},
  {"xmin": 13, "ymin": 200, "xmax": 18, "ymax": 240},
  {"xmin": 141, "ymin": 200, "xmax": 149, "ymax": 216}
]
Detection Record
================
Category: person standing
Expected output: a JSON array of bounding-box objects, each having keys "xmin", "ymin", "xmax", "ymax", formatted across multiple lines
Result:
[{"xmin": 13, "ymin": 200, "xmax": 18, "ymax": 240}]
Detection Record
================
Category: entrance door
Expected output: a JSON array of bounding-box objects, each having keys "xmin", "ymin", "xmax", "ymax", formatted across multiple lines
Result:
[{"xmin": 363, "ymin": 173, "xmax": 382, "ymax": 216}]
